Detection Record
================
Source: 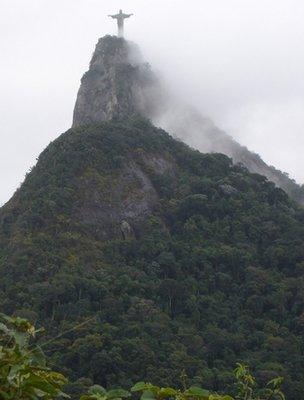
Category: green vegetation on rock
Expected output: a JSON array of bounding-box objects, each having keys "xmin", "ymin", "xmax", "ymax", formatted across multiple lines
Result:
[
  {"xmin": 0, "ymin": 315, "xmax": 285, "ymax": 400},
  {"xmin": 0, "ymin": 119, "xmax": 303, "ymax": 399},
  {"xmin": 0, "ymin": 314, "xmax": 68, "ymax": 399}
]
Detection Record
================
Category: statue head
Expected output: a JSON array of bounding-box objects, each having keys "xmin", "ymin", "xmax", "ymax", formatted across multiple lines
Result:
[{"xmin": 119, "ymin": 9, "xmax": 123, "ymax": 14}]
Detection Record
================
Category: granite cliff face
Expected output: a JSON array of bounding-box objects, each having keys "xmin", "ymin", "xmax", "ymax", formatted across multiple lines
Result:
[
  {"xmin": 0, "ymin": 122, "xmax": 176, "ymax": 245},
  {"xmin": 72, "ymin": 36, "xmax": 159, "ymax": 127},
  {"xmin": 72, "ymin": 35, "xmax": 304, "ymax": 204}
]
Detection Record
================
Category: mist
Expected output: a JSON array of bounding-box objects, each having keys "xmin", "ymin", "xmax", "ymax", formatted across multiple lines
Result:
[{"xmin": 1, "ymin": 0, "xmax": 304, "ymax": 205}]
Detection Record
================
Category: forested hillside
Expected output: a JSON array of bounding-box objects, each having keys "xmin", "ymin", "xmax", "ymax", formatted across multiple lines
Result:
[{"xmin": 0, "ymin": 119, "xmax": 304, "ymax": 399}]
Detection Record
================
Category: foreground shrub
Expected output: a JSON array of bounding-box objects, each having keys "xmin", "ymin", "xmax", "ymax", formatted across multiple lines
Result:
[{"xmin": 0, "ymin": 315, "xmax": 285, "ymax": 400}]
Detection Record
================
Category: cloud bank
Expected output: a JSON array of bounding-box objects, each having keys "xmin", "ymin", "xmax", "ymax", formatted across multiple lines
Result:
[{"xmin": 0, "ymin": 0, "xmax": 303, "ymax": 204}]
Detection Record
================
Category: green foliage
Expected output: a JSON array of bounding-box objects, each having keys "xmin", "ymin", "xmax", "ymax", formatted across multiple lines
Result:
[
  {"xmin": 0, "ymin": 119, "xmax": 303, "ymax": 399},
  {"xmin": 0, "ymin": 315, "xmax": 285, "ymax": 400},
  {"xmin": 126, "ymin": 364, "xmax": 284, "ymax": 400},
  {"xmin": 131, "ymin": 382, "xmax": 211, "ymax": 400},
  {"xmin": 80, "ymin": 385, "xmax": 130, "ymax": 400},
  {"xmin": 234, "ymin": 363, "xmax": 285, "ymax": 400},
  {"xmin": 234, "ymin": 364, "xmax": 255, "ymax": 400},
  {"xmin": 0, "ymin": 314, "xmax": 68, "ymax": 399}
]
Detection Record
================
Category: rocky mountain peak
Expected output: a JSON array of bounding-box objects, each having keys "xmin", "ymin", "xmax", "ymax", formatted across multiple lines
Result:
[
  {"xmin": 72, "ymin": 35, "xmax": 158, "ymax": 127},
  {"xmin": 73, "ymin": 35, "xmax": 304, "ymax": 204}
]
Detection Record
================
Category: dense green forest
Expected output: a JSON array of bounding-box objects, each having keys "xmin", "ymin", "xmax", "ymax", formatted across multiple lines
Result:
[
  {"xmin": 0, "ymin": 119, "xmax": 303, "ymax": 399},
  {"xmin": 0, "ymin": 314, "xmax": 285, "ymax": 399}
]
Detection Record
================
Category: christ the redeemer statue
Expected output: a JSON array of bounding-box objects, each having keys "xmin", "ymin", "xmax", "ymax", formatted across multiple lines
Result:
[{"xmin": 108, "ymin": 9, "xmax": 133, "ymax": 38}]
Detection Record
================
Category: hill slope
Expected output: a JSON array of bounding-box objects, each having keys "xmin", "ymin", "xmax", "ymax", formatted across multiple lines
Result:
[
  {"xmin": 71, "ymin": 35, "xmax": 304, "ymax": 204},
  {"xmin": 1, "ymin": 119, "xmax": 304, "ymax": 399},
  {"xmin": 157, "ymin": 107, "xmax": 304, "ymax": 205}
]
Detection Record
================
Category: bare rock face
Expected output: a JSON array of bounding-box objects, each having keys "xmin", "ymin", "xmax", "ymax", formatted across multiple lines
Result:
[
  {"xmin": 72, "ymin": 36, "xmax": 159, "ymax": 127},
  {"xmin": 120, "ymin": 220, "xmax": 133, "ymax": 240},
  {"xmin": 219, "ymin": 184, "xmax": 238, "ymax": 196},
  {"xmin": 72, "ymin": 34, "xmax": 304, "ymax": 205},
  {"xmin": 76, "ymin": 159, "xmax": 162, "ymax": 240}
]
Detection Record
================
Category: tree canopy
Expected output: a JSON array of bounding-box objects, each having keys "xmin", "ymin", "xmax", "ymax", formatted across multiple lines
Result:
[{"xmin": 0, "ymin": 119, "xmax": 303, "ymax": 399}]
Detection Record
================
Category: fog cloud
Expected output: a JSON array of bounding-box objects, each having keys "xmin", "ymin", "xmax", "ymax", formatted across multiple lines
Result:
[{"xmin": 1, "ymin": 0, "xmax": 303, "ymax": 204}]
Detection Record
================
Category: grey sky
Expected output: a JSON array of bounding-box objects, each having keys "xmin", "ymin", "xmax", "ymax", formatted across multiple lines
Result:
[{"xmin": 1, "ymin": 0, "xmax": 303, "ymax": 205}]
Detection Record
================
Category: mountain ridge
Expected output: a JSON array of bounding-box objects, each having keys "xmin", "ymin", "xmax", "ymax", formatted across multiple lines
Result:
[
  {"xmin": 157, "ymin": 107, "xmax": 304, "ymax": 205},
  {"xmin": 1, "ymin": 35, "xmax": 304, "ymax": 399},
  {"xmin": 71, "ymin": 35, "xmax": 304, "ymax": 204},
  {"xmin": 1, "ymin": 118, "xmax": 304, "ymax": 399}
]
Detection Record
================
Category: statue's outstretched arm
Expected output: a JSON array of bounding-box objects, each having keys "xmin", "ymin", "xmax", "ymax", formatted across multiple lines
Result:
[
  {"xmin": 108, "ymin": 15, "xmax": 117, "ymax": 19},
  {"xmin": 124, "ymin": 13, "xmax": 133, "ymax": 18}
]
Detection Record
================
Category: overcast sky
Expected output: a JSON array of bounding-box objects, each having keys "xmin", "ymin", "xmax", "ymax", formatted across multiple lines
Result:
[{"xmin": 1, "ymin": 0, "xmax": 303, "ymax": 205}]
